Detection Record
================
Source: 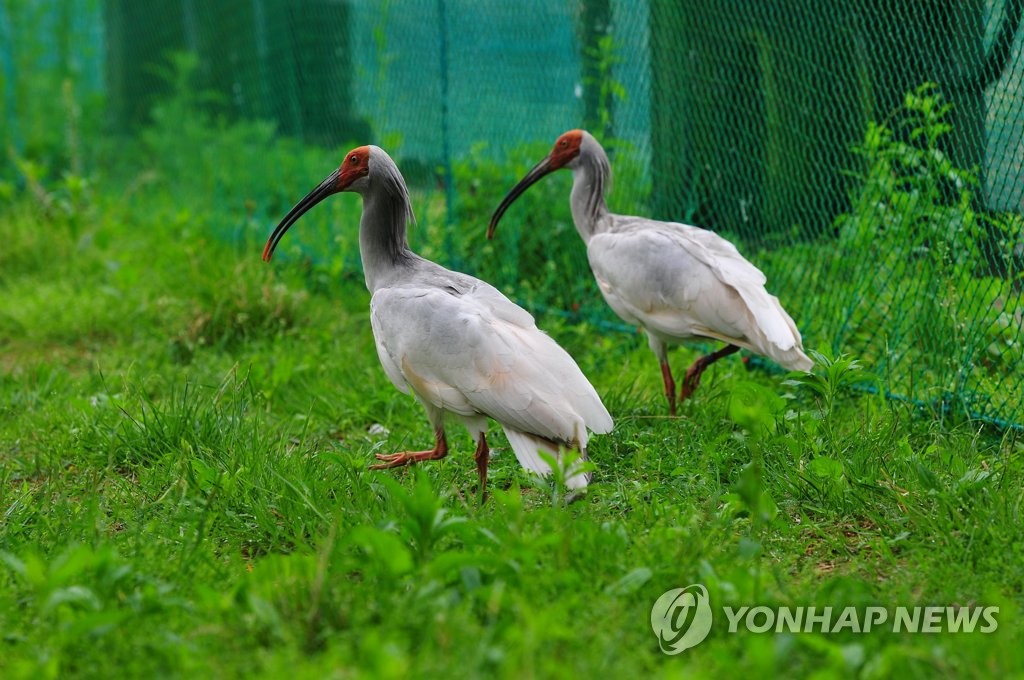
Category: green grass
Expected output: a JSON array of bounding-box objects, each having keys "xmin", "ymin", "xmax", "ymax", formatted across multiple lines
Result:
[{"xmin": 1, "ymin": 154, "xmax": 1023, "ymax": 679}]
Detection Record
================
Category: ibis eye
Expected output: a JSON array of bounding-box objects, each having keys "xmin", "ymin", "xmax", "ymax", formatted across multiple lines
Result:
[{"xmin": 350, "ymin": 155, "xmax": 359, "ymax": 164}]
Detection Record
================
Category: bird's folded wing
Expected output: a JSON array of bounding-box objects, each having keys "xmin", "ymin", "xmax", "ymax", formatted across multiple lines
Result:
[
  {"xmin": 588, "ymin": 222, "xmax": 802, "ymax": 354},
  {"xmin": 669, "ymin": 224, "xmax": 800, "ymax": 352},
  {"xmin": 370, "ymin": 283, "xmax": 612, "ymax": 443}
]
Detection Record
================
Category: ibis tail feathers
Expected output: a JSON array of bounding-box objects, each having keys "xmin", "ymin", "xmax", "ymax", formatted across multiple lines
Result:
[{"xmin": 501, "ymin": 427, "xmax": 591, "ymax": 490}]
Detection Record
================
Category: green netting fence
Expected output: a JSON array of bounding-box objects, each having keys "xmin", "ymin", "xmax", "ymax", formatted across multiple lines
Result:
[{"xmin": 3, "ymin": 0, "xmax": 1023, "ymax": 427}]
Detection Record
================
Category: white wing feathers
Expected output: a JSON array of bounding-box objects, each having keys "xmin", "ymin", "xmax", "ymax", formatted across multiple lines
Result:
[
  {"xmin": 680, "ymin": 225, "xmax": 798, "ymax": 350},
  {"xmin": 588, "ymin": 218, "xmax": 813, "ymax": 372},
  {"xmin": 369, "ymin": 281, "xmax": 612, "ymax": 483}
]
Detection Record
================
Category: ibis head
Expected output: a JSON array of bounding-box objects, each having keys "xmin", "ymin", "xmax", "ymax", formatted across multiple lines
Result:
[
  {"xmin": 262, "ymin": 146, "xmax": 372, "ymax": 262},
  {"xmin": 487, "ymin": 129, "xmax": 585, "ymax": 239}
]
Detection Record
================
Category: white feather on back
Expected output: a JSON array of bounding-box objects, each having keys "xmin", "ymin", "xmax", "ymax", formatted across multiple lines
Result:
[
  {"xmin": 370, "ymin": 277, "xmax": 613, "ymax": 451},
  {"xmin": 587, "ymin": 217, "xmax": 812, "ymax": 371}
]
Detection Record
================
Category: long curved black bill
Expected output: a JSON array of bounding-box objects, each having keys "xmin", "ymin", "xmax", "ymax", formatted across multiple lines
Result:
[
  {"xmin": 487, "ymin": 157, "xmax": 553, "ymax": 240},
  {"xmin": 262, "ymin": 169, "xmax": 341, "ymax": 262}
]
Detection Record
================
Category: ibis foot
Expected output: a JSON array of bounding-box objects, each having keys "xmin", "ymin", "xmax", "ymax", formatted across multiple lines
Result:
[
  {"xmin": 680, "ymin": 344, "xmax": 741, "ymax": 402},
  {"xmin": 369, "ymin": 430, "xmax": 448, "ymax": 470}
]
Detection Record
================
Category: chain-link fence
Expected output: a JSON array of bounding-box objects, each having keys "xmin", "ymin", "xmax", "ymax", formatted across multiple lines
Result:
[{"xmin": 4, "ymin": 0, "xmax": 1023, "ymax": 426}]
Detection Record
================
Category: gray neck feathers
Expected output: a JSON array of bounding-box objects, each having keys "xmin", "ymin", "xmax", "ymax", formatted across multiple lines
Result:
[
  {"xmin": 359, "ymin": 152, "xmax": 416, "ymax": 291},
  {"xmin": 569, "ymin": 144, "xmax": 611, "ymax": 241}
]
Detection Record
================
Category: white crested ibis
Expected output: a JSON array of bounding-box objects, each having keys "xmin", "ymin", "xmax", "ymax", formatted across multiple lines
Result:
[
  {"xmin": 263, "ymin": 145, "xmax": 613, "ymax": 491},
  {"xmin": 489, "ymin": 129, "xmax": 813, "ymax": 415}
]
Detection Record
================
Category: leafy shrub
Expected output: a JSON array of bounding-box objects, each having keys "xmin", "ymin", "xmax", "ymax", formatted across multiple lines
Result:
[
  {"xmin": 0, "ymin": 3, "xmax": 105, "ymax": 185},
  {"xmin": 837, "ymin": 82, "xmax": 988, "ymax": 273},
  {"xmin": 818, "ymin": 83, "xmax": 1024, "ymax": 419},
  {"xmin": 129, "ymin": 53, "xmax": 366, "ymax": 276}
]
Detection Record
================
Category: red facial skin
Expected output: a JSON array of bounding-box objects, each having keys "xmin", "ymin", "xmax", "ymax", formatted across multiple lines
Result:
[
  {"xmin": 338, "ymin": 145, "xmax": 371, "ymax": 189},
  {"xmin": 548, "ymin": 129, "xmax": 583, "ymax": 169}
]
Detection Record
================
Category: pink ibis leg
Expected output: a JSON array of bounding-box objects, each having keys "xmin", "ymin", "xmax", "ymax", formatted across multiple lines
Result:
[
  {"xmin": 681, "ymin": 345, "xmax": 741, "ymax": 402},
  {"xmin": 660, "ymin": 360, "xmax": 677, "ymax": 416},
  {"xmin": 473, "ymin": 433, "xmax": 489, "ymax": 500},
  {"xmin": 369, "ymin": 429, "xmax": 448, "ymax": 469}
]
